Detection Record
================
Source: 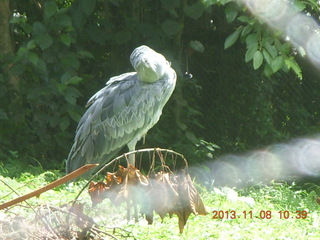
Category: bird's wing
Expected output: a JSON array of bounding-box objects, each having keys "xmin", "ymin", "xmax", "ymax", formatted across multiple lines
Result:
[{"xmin": 66, "ymin": 72, "xmax": 168, "ymax": 173}]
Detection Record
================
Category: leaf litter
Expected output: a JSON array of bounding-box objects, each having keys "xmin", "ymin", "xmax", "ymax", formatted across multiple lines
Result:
[
  {"xmin": 88, "ymin": 149, "xmax": 208, "ymax": 234},
  {"xmin": 0, "ymin": 148, "xmax": 207, "ymax": 239}
]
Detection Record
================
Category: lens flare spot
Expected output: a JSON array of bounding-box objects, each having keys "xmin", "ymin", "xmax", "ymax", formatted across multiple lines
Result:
[{"xmin": 295, "ymin": 139, "xmax": 320, "ymax": 176}]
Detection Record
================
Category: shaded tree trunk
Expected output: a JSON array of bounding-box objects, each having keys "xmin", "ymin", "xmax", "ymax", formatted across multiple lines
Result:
[
  {"xmin": 0, "ymin": 0, "xmax": 19, "ymax": 89},
  {"xmin": 0, "ymin": 0, "xmax": 13, "ymax": 55}
]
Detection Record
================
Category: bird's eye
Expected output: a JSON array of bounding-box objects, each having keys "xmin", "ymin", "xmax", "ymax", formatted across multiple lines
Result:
[{"xmin": 167, "ymin": 61, "xmax": 171, "ymax": 66}]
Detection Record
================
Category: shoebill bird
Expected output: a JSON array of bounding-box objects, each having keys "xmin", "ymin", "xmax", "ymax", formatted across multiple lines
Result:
[{"xmin": 66, "ymin": 45, "xmax": 176, "ymax": 174}]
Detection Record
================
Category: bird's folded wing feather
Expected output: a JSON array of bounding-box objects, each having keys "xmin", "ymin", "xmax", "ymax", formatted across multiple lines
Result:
[{"xmin": 66, "ymin": 72, "xmax": 163, "ymax": 173}]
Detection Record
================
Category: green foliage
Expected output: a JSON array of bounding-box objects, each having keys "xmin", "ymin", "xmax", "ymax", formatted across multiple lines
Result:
[
  {"xmin": 222, "ymin": 2, "xmax": 305, "ymax": 79},
  {"xmin": 0, "ymin": 0, "xmax": 319, "ymax": 171}
]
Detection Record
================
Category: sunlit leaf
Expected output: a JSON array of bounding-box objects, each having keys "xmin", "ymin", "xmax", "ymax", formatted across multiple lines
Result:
[
  {"xmin": 263, "ymin": 41, "xmax": 278, "ymax": 59},
  {"xmin": 245, "ymin": 33, "xmax": 258, "ymax": 46},
  {"xmin": 245, "ymin": 43, "xmax": 258, "ymax": 62},
  {"xmin": 237, "ymin": 15, "xmax": 256, "ymax": 25},
  {"xmin": 271, "ymin": 55, "xmax": 285, "ymax": 72},
  {"xmin": 225, "ymin": 3, "xmax": 238, "ymax": 23},
  {"xmin": 224, "ymin": 27, "xmax": 243, "ymax": 49},
  {"xmin": 241, "ymin": 24, "xmax": 253, "ymax": 37},
  {"xmin": 285, "ymin": 58, "xmax": 302, "ymax": 79},
  {"xmin": 253, "ymin": 50, "xmax": 263, "ymax": 70},
  {"xmin": 262, "ymin": 49, "xmax": 272, "ymax": 65},
  {"xmin": 293, "ymin": 0, "xmax": 307, "ymax": 11}
]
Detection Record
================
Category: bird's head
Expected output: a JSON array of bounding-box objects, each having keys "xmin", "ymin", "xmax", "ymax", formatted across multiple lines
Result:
[{"xmin": 130, "ymin": 45, "xmax": 171, "ymax": 83}]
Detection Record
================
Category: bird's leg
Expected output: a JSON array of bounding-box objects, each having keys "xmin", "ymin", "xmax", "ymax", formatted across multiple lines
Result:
[
  {"xmin": 126, "ymin": 199, "xmax": 131, "ymax": 221},
  {"xmin": 127, "ymin": 141, "xmax": 136, "ymax": 166},
  {"xmin": 134, "ymin": 201, "xmax": 138, "ymax": 222},
  {"xmin": 128, "ymin": 154, "xmax": 135, "ymax": 166}
]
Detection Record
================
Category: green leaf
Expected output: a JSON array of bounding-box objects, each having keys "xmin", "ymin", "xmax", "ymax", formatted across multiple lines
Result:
[
  {"xmin": 80, "ymin": 0, "xmax": 96, "ymax": 16},
  {"xmin": 32, "ymin": 22, "xmax": 46, "ymax": 35},
  {"xmin": 285, "ymin": 59, "xmax": 302, "ymax": 79},
  {"xmin": 77, "ymin": 50, "xmax": 94, "ymax": 59},
  {"xmin": 185, "ymin": 2, "xmax": 206, "ymax": 19},
  {"xmin": 36, "ymin": 59, "xmax": 48, "ymax": 75},
  {"xmin": 185, "ymin": 131, "xmax": 197, "ymax": 143},
  {"xmin": 237, "ymin": 15, "xmax": 255, "ymax": 25},
  {"xmin": 224, "ymin": 27, "xmax": 242, "ymax": 49},
  {"xmin": 59, "ymin": 117, "xmax": 70, "ymax": 131},
  {"xmin": 263, "ymin": 64, "xmax": 274, "ymax": 78},
  {"xmin": 225, "ymin": 3, "xmax": 238, "ymax": 23},
  {"xmin": 293, "ymin": 0, "xmax": 306, "ymax": 11},
  {"xmin": 36, "ymin": 34, "xmax": 53, "ymax": 50},
  {"xmin": 245, "ymin": 33, "xmax": 258, "ymax": 46},
  {"xmin": 241, "ymin": 25, "xmax": 253, "ymax": 37},
  {"xmin": 66, "ymin": 76, "xmax": 83, "ymax": 85},
  {"xmin": 27, "ymin": 40, "xmax": 37, "ymax": 50},
  {"xmin": 253, "ymin": 51, "xmax": 263, "ymax": 70},
  {"xmin": 69, "ymin": 110, "xmax": 82, "ymax": 122},
  {"xmin": 161, "ymin": 20, "xmax": 181, "ymax": 36},
  {"xmin": 262, "ymin": 49, "xmax": 272, "ymax": 65},
  {"xmin": 60, "ymin": 34, "xmax": 74, "ymax": 46},
  {"xmin": 263, "ymin": 41, "xmax": 278, "ymax": 59},
  {"xmin": 64, "ymin": 92, "xmax": 77, "ymax": 105},
  {"xmin": 8, "ymin": 63, "xmax": 25, "ymax": 75},
  {"xmin": 190, "ymin": 40, "xmax": 205, "ymax": 53},
  {"xmin": 44, "ymin": 1, "xmax": 57, "ymax": 19},
  {"xmin": 56, "ymin": 82, "xmax": 67, "ymax": 93},
  {"xmin": 279, "ymin": 42, "xmax": 292, "ymax": 54},
  {"xmin": 55, "ymin": 13, "xmax": 73, "ymax": 29},
  {"xmin": 27, "ymin": 52, "xmax": 39, "ymax": 66},
  {"xmin": 271, "ymin": 56, "xmax": 284, "ymax": 72},
  {"xmin": 245, "ymin": 43, "xmax": 258, "ymax": 62},
  {"xmin": 64, "ymin": 86, "xmax": 82, "ymax": 105}
]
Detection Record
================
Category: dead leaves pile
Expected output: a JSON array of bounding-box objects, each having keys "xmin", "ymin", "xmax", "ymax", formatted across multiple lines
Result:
[{"xmin": 88, "ymin": 164, "xmax": 207, "ymax": 233}]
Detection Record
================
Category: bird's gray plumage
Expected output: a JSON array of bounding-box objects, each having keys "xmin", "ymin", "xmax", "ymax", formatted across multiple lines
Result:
[{"xmin": 66, "ymin": 45, "xmax": 176, "ymax": 174}]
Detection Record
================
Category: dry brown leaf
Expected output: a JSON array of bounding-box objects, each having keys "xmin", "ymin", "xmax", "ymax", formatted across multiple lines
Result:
[
  {"xmin": 172, "ymin": 172, "xmax": 208, "ymax": 233},
  {"xmin": 146, "ymin": 171, "xmax": 179, "ymax": 221},
  {"xmin": 87, "ymin": 165, "xmax": 207, "ymax": 233},
  {"xmin": 88, "ymin": 181, "xmax": 109, "ymax": 206}
]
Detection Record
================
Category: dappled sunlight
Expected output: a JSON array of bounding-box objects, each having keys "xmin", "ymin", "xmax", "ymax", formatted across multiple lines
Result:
[
  {"xmin": 240, "ymin": 0, "xmax": 320, "ymax": 68},
  {"xmin": 205, "ymin": 136, "xmax": 320, "ymax": 187}
]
